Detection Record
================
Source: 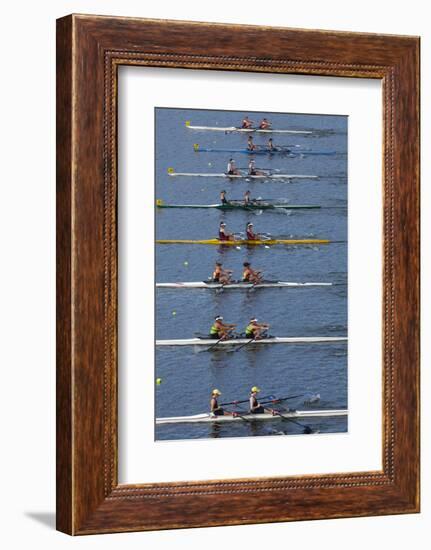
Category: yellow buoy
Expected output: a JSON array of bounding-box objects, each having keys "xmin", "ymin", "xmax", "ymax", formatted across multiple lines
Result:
[{"xmin": 156, "ymin": 378, "xmax": 162, "ymax": 385}]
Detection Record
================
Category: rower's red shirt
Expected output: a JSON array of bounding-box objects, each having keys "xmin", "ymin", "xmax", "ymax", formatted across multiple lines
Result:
[
  {"xmin": 247, "ymin": 230, "xmax": 257, "ymax": 240},
  {"xmin": 219, "ymin": 230, "xmax": 229, "ymax": 241}
]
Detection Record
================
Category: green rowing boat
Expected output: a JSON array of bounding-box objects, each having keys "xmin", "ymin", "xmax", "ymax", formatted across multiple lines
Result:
[{"xmin": 156, "ymin": 200, "xmax": 320, "ymax": 211}]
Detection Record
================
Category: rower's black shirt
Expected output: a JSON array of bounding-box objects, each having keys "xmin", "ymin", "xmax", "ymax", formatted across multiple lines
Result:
[{"xmin": 250, "ymin": 395, "xmax": 258, "ymax": 409}]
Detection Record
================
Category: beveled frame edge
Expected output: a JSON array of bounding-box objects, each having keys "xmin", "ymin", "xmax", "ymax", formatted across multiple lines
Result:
[{"xmin": 56, "ymin": 14, "xmax": 420, "ymax": 535}]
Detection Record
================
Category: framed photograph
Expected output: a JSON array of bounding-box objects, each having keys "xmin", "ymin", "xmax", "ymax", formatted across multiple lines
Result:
[
  {"xmin": 56, "ymin": 14, "xmax": 420, "ymax": 534},
  {"xmin": 153, "ymin": 105, "xmax": 348, "ymax": 444}
]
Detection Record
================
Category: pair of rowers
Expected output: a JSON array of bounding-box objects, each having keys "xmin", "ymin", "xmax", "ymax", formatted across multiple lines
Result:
[
  {"xmin": 226, "ymin": 158, "xmax": 268, "ymax": 176},
  {"xmin": 212, "ymin": 261, "xmax": 262, "ymax": 284},
  {"xmin": 247, "ymin": 136, "xmax": 283, "ymax": 152},
  {"xmin": 210, "ymin": 386, "xmax": 269, "ymax": 417},
  {"xmin": 241, "ymin": 116, "xmax": 271, "ymax": 129},
  {"xmin": 220, "ymin": 190, "xmax": 258, "ymax": 206},
  {"xmin": 210, "ymin": 316, "xmax": 270, "ymax": 341},
  {"xmin": 219, "ymin": 221, "xmax": 261, "ymax": 241}
]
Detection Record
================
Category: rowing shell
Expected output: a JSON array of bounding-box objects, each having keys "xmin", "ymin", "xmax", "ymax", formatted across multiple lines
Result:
[
  {"xmin": 193, "ymin": 146, "xmax": 336, "ymax": 156},
  {"xmin": 156, "ymin": 409, "xmax": 348, "ymax": 425},
  {"xmin": 156, "ymin": 336, "xmax": 347, "ymax": 346},
  {"xmin": 168, "ymin": 171, "xmax": 318, "ymax": 179},
  {"xmin": 185, "ymin": 123, "xmax": 313, "ymax": 135},
  {"xmin": 156, "ymin": 202, "xmax": 320, "ymax": 210},
  {"xmin": 156, "ymin": 281, "xmax": 332, "ymax": 289},
  {"xmin": 156, "ymin": 238, "xmax": 330, "ymax": 245}
]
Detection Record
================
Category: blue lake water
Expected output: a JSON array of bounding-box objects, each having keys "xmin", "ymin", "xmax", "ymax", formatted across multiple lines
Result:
[{"xmin": 155, "ymin": 108, "xmax": 347, "ymax": 440}]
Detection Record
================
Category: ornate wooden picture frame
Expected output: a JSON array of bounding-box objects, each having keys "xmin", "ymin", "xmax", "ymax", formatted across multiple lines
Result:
[{"xmin": 56, "ymin": 14, "xmax": 420, "ymax": 534}]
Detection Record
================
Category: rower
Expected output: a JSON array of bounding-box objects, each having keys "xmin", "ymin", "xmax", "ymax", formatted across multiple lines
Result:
[
  {"xmin": 227, "ymin": 158, "xmax": 240, "ymax": 176},
  {"xmin": 247, "ymin": 136, "xmax": 256, "ymax": 151},
  {"xmin": 244, "ymin": 190, "xmax": 252, "ymax": 206},
  {"xmin": 220, "ymin": 190, "xmax": 229, "ymax": 205},
  {"xmin": 242, "ymin": 261, "xmax": 263, "ymax": 283},
  {"xmin": 241, "ymin": 116, "xmax": 253, "ymax": 129},
  {"xmin": 218, "ymin": 221, "xmax": 234, "ymax": 241},
  {"xmin": 268, "ymin": 137, "xmax": 289, "ymax": 153},
  {"xmin": 212, "ymin": 261, "xmax": 232, "ymax": 284},
  {"xmin": 209, "ymin": 316, "xmax": 237, "ymax": 340},
  {"xmin": 259, "ymin": 118, "xmax": 271, "ymax": 129},
  {"xmin": 249, "ymin": 386, "xmax": 265, "ymax": 414},
  {"xmin": 248, "ymin": 159, "xmax": 266, "ymax": 176},
  {"xmin": 210, "ymin": 389, "xmax": 223, "ymax": 416},
  {"xmin": 246, "ymin": 222, "xmax": 258, "ymax": 240},
  {"xmin": 245, "ymin": 318, "xmax": 270, "ymax": 340},
  {"xmin": 210, "ymin": 389, "xmax": 234, "ymax": 417}
]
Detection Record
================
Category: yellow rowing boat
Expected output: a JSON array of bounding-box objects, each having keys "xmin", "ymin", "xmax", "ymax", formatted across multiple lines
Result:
[{"xmin": 156, "ymin": 238, "xmax": 330, "ymax": 245}]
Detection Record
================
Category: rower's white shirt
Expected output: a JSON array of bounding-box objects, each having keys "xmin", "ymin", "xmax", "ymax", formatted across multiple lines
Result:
[{"xmin": 227, "ymin": 161, "xmax": 234, "ymax": 172}]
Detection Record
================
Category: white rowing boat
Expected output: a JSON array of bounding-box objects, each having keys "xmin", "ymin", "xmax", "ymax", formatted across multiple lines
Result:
[
  {"xmin": 185, "ymin": 122, "xmax": 313, "ymax": 135},
  {"xmin": 156, "ymin": 281, "xmax": 332, "ymax": 289},
  {"xmin": 156, "ymin": 336, "xmax": 347, "ymax": 347},
  {"xmin": 168, "ymin": 170, "xmax": 318, "ymax": 179},
  {"xmin": 156, "ymin": 409, "xmax": 348, "ymax": 425}
]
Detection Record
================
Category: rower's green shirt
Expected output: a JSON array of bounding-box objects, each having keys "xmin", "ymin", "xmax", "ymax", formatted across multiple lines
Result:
[
  {"xmin": 210, "ymin": 324, "xmax": 219, "ymax": 335},
  {"xmin": 245, "ymin": 324, "xmax": 254, "ymax": 337}
]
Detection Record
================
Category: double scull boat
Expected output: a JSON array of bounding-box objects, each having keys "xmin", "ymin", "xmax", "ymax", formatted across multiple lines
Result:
[
  {"xmin": 156, "ymin": 336, "xmax": 347, "ymax": 347},
  {"xmin": 193, "ymin": 144, "xmax": 336, "ymax": 156},
  {"xmin": 185, "ymin": 121, "xmax": 313, "ymax": 135},
  {"xmin": 156, "ymin": 281, "xmax": 332, "ymax": 289},
  {"xmin": 156, "ymin": 238, "xmax": 330, "ymax": 246},
  {"xmin": 156, "ymin": 409, "xmax": 348, "ymax": 425},
  {"xmin": 167, "ymin": 168, "xmax": 318, "ymax": 180},
  {"xmin": 156, "ymin": 199, "xmax": 320, "ymax": 211}
]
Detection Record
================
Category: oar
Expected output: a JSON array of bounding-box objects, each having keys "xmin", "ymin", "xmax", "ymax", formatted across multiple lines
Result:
[
  {"xmin": 228, "ymin": 401, "xmax": 313, "ymax": 433},
  {"xmin": 220, "ymin": 392, "xmax": 319, "ymax": 408},
  {"xmin": 238, "ymin": 165, "xmax": 276, "ymax": 171},
  {"xmin": 249, "ymin": 274, "xmax": 265, "ymax": 287},
  {"xmin": 226, "ymin": 336, "xmax": 256, "ymax": 353},
  {"xmin": 267, "ymin": 406, "xmax": 313, "ymax": 434},
  {"xmin": 203, "ymin": 327, "xmax": 238, "ymax": 351},
  {"xmin": 232, "ymin": 412, "xmax": 253, "ymax": 423},
  {"xmin": 228, "ymin": 329, "xmax": 269, "ymax": 353},
  {"xmin": 224, "ymin": 406, "xmax": 253, "ymax": 423},
  {"xmin": 211, "ymin": 407, "xmax": 253, "ymax": 423},
  {"xmin": 258, "ymin": 234, "xmax": 272, "ymax": 242},
  {"xmin": 230, "ymin": 401, "xmax": 277, "ymax": 424},
  {"xmin": 260, "ymin": 392, "xmax": 320, "ymax": 406},
  {"xmin": 238, "ymin": 169, "xmax": 274, "ymax": 177},
  {"xmin": 220, "ymin": 394, "xmax": 275, "ymax": 407},
  {"xmin": 203, "ymin": 336, "xmax": 225, "ymax": 352},
  {"xmin": 203, "ymin": 329, "xmax": 236, "ymax": 352}
]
